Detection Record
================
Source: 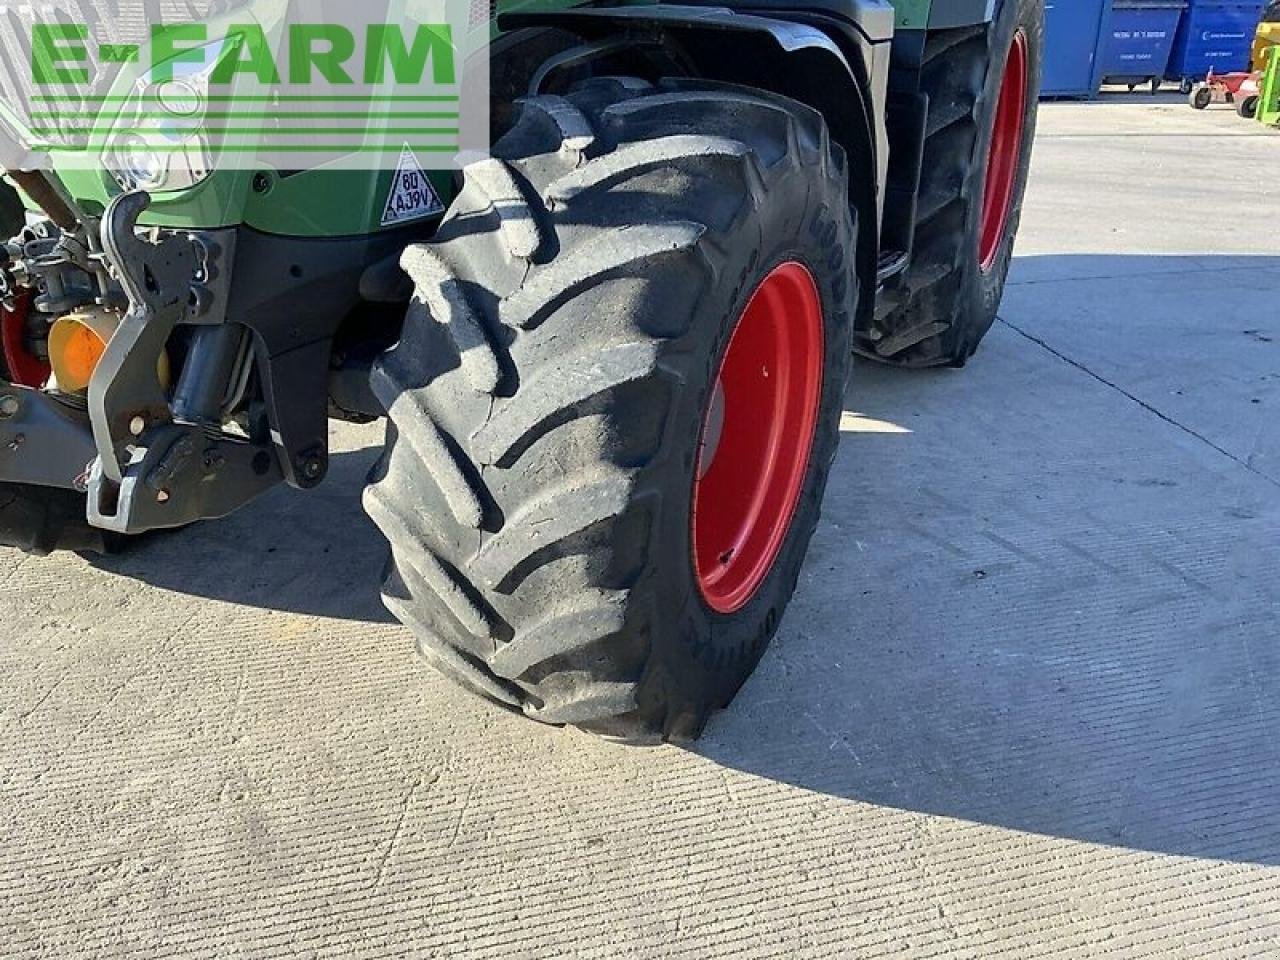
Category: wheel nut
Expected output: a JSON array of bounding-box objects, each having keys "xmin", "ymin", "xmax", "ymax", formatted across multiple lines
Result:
[{"xmin": 129, "ymin": 415, "xmax": 147, "ymax": 436}]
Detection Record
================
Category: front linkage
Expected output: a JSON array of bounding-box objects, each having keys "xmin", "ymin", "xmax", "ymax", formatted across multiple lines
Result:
[
  {"xmin": 0, "ymin": 184, "xmax": 331, "ymax": 547},
  {"xmin": 85, "ymin": 194, "xmax": 281, "ymax": 533}
]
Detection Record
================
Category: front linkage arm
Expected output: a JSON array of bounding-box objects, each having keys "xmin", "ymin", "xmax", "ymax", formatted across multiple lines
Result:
[{"xmin": 85, "ymin": 192, "xmax": 281, "ymax": 534}]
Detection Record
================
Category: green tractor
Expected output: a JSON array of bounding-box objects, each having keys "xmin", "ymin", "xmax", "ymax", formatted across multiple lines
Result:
[{"xmin": 0, "ymin": 0, "xmax": 1043, "ymax": 739}]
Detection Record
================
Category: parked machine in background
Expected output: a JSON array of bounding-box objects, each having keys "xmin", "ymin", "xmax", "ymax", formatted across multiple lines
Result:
[
  {"xmin": 1258, "ymin": 44, "xmax": 1280, "ymax": 123},
  {"xmin": 1254, "ymin": 0, "xmax": 1280, "ymax": 69},
  {"xmin": 1188, "ymin": 65, "xmax": 1264, "ymax": 112},
  {"xmin": 1187, "ymin": 0, "xmax": 1280, "ymax": 115}
]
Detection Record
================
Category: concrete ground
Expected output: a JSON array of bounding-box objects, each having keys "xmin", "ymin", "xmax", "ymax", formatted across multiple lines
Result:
[{"xmin": 3, "ymin": 96, "xmax": 1279, "ymax": 958}]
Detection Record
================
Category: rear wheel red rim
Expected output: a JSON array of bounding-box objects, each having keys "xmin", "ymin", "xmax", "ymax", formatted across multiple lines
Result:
[
  {"xmin": 978, "ymin": 29, "xmax": 1029, "ymax": 274},
  {"xmin": 691, "ymin": 261, "xmax": 824, "ymax": 615}
]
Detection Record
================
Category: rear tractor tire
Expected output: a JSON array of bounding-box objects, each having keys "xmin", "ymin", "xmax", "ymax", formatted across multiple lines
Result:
[
  {"xmin": 863, "ymin": 0, "xmax": 1044, "ymax": 367},
  {"xmin": 364, "ymin": 78, "xmax": 858, "ymax": 740}
]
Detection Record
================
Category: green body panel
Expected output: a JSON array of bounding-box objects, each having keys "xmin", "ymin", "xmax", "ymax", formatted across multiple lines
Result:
[
  {"xmin": 53, "ymin": 165, "xmax": 251, "ymax": 224},
  {"xmin": 39, "ymin": 159, "xmax": 454, "ymax": 237},
  {"xmin": 892, "ymin": 0, "xmax": 934, "ymax": 29},
  {"xmin": 241, "ymin": 167, "xmax": 455, "ymax": 236}
]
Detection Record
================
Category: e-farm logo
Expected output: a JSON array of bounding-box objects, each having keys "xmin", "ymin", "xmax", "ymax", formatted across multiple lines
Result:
[
  {"xmin": 31, "ymin": 22, "xmax": 456, "ymax": 87},
  {"xmin": 0, "ymin": 0, "xmax": 487, "ymax": 175}
]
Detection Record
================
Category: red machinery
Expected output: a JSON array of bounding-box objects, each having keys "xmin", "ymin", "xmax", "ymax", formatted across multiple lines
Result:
[{"xmin": 1189, "ymin": 68, "xmax": 1264, "ymax": 118}]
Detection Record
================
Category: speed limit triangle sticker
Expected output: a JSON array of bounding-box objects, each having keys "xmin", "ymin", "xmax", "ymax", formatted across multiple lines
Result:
[{"xmin": 381, "ymin": 145, "xmax": 445, "ymax": 227}]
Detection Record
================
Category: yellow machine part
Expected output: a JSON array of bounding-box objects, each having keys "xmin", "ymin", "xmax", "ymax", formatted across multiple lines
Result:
[
  {"xmin": 1255, "ymin": 22, "xmax": 1280, "ymax": 73},
  {"xmin": 48, "ymin": 306, "xmax": 171, "ymax": 394}
]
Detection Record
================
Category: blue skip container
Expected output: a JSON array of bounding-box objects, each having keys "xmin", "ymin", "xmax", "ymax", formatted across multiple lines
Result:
[
  {"xmin": 1168, "ymin": 0, "xmax": 1263, "ymax": 83},
  {"xmin": 1043, "ymin": 0, "xmax": 1114, "ymax": 96},
  {"xmin": 1101, "ymin": 0, "xmax": 1188, "ymax": 87}
]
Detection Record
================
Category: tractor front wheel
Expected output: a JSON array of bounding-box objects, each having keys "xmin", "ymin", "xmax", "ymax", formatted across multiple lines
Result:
[{"xmin": 364, "ymin": 78, "xmax": 857, "ymax": 740}]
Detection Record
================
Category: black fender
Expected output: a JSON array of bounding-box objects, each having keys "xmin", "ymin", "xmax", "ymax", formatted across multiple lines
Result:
[{"xmin": 499, "ymin": 3, "xmax": 891, "ymax": 328}]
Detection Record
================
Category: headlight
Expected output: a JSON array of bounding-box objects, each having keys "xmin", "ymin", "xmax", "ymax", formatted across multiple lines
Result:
[
  {"xmin": 117, "ymin": 135, "xmax": 166, "ymax": 187},
  {"xmin": 155, "ymin": 80, "xmax": 204, "ymax": 118},
  {"xmin": 105, "ymin": 42, "xmax": 225, "ymax": 193},
  {"xmin": 107, "ymin": 126, "xmax": 212, "ymax": 194}
]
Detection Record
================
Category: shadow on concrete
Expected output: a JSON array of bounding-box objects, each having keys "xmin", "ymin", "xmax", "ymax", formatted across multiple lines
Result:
[
  {"xmin": 87, "ymin": 438, "xmax": 394, "ymax": 624},
  {"xmin": 694, "ymin": 253, "xmax": 1280, "ymax": 867},
  {"xmin": 89, "ymin": 253, "xmax": 1280, "ymax": 865}
]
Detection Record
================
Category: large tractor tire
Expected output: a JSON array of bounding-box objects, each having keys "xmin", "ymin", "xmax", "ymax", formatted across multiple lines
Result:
[
  {"xmin": 865, "ymin": 0, "xmax": 1044, "ymax": 367},
  {"xmin": 364, "ymin": 78, "xmax": 858, "ymax": 740}
]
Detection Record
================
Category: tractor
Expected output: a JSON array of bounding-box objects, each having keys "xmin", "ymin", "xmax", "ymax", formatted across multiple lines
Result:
[{"xmin": 0, "ymin": 0, "xmax": 1043, "ymax": 740}]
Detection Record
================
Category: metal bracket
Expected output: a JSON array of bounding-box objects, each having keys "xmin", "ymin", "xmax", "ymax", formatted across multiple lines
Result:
[
  {"xmin": 85, "ymin": 191, "xmax": 281, "ymax": 535},
  {"xmin": 0, "ymin": 385, "xmax": 96, "ymax": 489},
  {"xmin": 88, "ymin": 191, "xmax": 198, "ymax": 483},
  {"xmin": 86, "ymin": 423, "xmax": 280, "ymax": 534}
]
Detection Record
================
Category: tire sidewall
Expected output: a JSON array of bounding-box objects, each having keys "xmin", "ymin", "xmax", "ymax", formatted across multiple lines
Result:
[
  {"xmin": 959, "ymin": 0, "xmax": 1044, "ymax": 358},
  {"xmin": 643, "ymin": 165, "xmax": 856, "ymax": 715}
]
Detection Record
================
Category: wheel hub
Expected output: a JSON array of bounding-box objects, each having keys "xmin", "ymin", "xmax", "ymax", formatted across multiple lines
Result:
[{"xmin": 691, "ymin": 261, "xmax": 824, "ymax": 614}]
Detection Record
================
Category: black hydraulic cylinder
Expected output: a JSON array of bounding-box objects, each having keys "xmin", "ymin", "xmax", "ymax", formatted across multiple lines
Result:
[{"xmin": 171, "ymin": 324, "xmax": 244, "ymax": 426}]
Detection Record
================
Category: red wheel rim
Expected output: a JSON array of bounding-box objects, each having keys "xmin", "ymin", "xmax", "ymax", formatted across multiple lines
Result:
[
  {"xmin": 978, "ymin": 29, "xmax": 1029, "ymax": 274},
  {"xmin": 691, "ymin": 261, "xmax": 824, "ymax": 614},
  {"xmin": 1, "ymin": 291, "xmax": 50, "ymax": 388}
]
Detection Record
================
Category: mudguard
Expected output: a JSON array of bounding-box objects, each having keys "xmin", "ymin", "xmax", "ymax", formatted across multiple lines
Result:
[{"xmin": 501, "ymin": 2, "xmax": 890, "ymax": 311}]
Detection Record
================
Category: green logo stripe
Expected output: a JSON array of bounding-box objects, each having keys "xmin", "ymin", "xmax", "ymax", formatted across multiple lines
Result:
[
  {"xmin": 29, "ymin": 126, "xmax": 459, "ymax": 136},
  {"xmin": 31, "ymin": 94, "xmax": 460, "ymax": 103},
  {"xmin": 27, "ymin": 143, "xmax": 459, "ymax": 152},
  {"xmin": 29, "ymin": 111, "xmax": 459, "ymax": 120}
]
